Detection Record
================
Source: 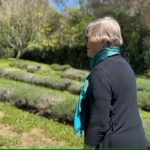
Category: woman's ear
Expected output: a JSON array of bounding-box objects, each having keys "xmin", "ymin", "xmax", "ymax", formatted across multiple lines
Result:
[
  {"xmin": 97, "ymin": 39, "xmax": 107, "ymax": 48},
  {"xmin": 101, "ymin": 39, "xmax": 107, "ymax": 44}
]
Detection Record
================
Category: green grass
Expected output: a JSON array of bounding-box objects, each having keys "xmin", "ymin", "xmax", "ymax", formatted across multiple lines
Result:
[
  {"xmin": 0, "ymin": 102, "xmax": 149, "ymax": 148},
  {"xmin": 0, "ymin": 135, "xmax": 19, "ymax": 148},
  {"xmin": 138, "ymin": 91, "xmax": 150, "ymax": 111},
  {"xmin": 0, "ymin": 102, "xmax": 83, "ymax": 148},
  {"xmin": 139, "ymin": 109, "xmax": 150, "ymax": 147},
  {"xmin": 137, "ymin": 76, "xmax": 150, "ymax": 92},
  {"xmin": 137, "ymin": 76, "xmax": 150, "ymax": 111}
]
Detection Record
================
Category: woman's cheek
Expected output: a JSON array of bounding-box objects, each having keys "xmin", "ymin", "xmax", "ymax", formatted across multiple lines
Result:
[{"xmin": 87, "ymin": 49, "xmax": 92, "ymax": 58}]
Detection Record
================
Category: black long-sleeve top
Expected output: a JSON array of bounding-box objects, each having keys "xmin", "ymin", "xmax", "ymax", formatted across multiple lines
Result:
[{"xmin": 82, "ymin": 54, "xmax": 146, "ymax": 148}]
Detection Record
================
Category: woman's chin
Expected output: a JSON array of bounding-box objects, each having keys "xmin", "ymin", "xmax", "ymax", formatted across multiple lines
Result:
[
  {"xmin": 87, "ymin": 53, "xmax": 93, "ymax": 58},
  {"xmin": 87, "ymin": 51, "xmax": 92, "ymax": 58},
  {"xmin": 87, "ymin": 53, "xmax": 91, "ymax": 58}
]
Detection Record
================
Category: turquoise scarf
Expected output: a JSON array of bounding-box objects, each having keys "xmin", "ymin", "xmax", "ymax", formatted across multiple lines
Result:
[{"xmin": 73, "ymin": 47, "xmax": 120, "ymax": 136}]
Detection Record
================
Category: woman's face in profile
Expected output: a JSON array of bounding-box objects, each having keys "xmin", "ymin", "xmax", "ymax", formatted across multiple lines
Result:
[
  {"xmin": 85, "ymin": 35, "xmax": 104, "ymax": 58},
  {"xmin": 85, "ymin": 36, "xmax": 96, "ymax": 58}
]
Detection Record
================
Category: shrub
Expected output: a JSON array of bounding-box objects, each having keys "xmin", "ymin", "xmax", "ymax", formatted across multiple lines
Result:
[
  {"xmin": 67, "ymin": 81, "xmax": 81, "ymax": 95},
  {"xmin": 51, "ymin": 98, "xmax": 77, "ymax": 123},
  {"xmin": 136, "ymin": 77, "xmax": 150, "ymax": 111},
  {"xmin": 50, "ymin": 64, "xmax": 71, "ymax": 71},
  {"xmin": 9, "ymin": 60, "xmax": 41, "ymax": 73},
  {"xmin": 145, "ymin": 69, "xmax": 150, "ymax": 78},
  {"xmin": 140, "ymin": 110, "xmax": 150, "ymax": 148},
  {"xmin": 26, "ymin": 65, "xmax": 41, "ymax": 73},
  {"xmin": 9, "ymin": 61, "xmax": 29, "ymax": 69},
  {"xmin": 0, "ymin": 87, "xmax": 14, "ymax": 102},
  {"xmin": 30, "ymin": 75, "xmax": 71, "ymax": 90},
  {"xmin": 61, "ymin": 68, "xmax": 89, "ymax": 81},
  {"xmin": 137, "ymin": 77, "xmax": 150, "ymax": 92},
  {"xmin": 0, "ymin": 68, "xmax": 72, "ymax": 91},
  {"xmin": 138, "ymin": 91, "xmax": 150, "ymax": 111},
  {"xmin": 0, "ymin": 78, "xmax": 77, "ymax": 117}
]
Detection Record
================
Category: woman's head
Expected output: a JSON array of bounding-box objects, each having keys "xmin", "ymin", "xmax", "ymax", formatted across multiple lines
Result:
[{"xmin": 85, "ymin": 16, "xmax": 123, "ymax": 58}]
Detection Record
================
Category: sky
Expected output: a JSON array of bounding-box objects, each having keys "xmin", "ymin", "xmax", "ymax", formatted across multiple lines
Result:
[{"xmin": 48, "ymin": 0, "xmax": 80, "ymax": 12}]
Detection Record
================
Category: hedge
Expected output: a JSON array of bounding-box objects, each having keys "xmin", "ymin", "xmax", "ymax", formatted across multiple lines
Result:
[
  {"xmin": 137, "ymin": 77, "xmax": 150, "ymax": 92},
  {"xmin": 50, "ymin": 64, "xmax": 71, "ymax": 71},
  {"xmin": 137, "ymin": 77, "xmax": 150, "ymax": 111},
  {"xmin": 60, "ymin": 68, "xmax": 89, "ymax": 81},
  {"xmin": 9, "ymin": 59, "xmax": 41, "ymax": 73},
  {"xmin": 138, "ymin": 91, "xmax": 150, "ymax": 111},
  {"xmin": 139, "ymin": 109, "xmax": 150, "ymax": 148},
  {"xmin": 0, "ymin": 68, "xmax": 81, "ymax": 94},
  {"xmin": 0, "ymin": 77, "xmax": 77, "ymax": 119}
]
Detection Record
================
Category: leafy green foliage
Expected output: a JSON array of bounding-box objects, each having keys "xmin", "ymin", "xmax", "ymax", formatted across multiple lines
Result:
[
  {"xmin": 61, "ymin": 68, "xmax": 89, "ymax": 81},
  {"xmin": 140, "ymin": 109, "xmax": 150, "ymax": 147},
  {"xmin": 0, "ymin": 0, "xmax": 55, "ymax": 58},
  {"xmin": 137, "ymin": 77, "xmax": 150, "ymax": 92},
  {"xmin": 144, "ymin": 48, "xmax": 150, "ymax": 70},
  {"xmin": 138, "ymin": 91, "xmax": 150, "ymax": 111},
  {"xmin": 50, "ymin": 64, "xmax": 71, "ymax": 71},
  {"xmin": 137, "ymin": 77, "xmax": 150, "ymax": 111},
  {"xmin": 10, "ymin": 60, "xmax": 41, "ymax": 73},
  {"xmin": 0, "ymin": 68, "xmax": 83, "ymax": 94},
  {"xmin": 0, "ymin": 0, "xmax": 149, "ymax": 73},
  {"xmin": 67, "ymin": 80, "xmax": 81, "ymax": 95},
  {"xmin": 0, "ymin": 77, "xmax": 78, "ymax": 116}
]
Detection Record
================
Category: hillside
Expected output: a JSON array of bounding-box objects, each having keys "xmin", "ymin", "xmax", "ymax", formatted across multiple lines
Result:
[{"xmin": 0, "ymin": 58, "xmax": 149, "ymax": 148}]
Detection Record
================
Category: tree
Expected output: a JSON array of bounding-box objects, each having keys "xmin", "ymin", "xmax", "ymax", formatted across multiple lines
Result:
[
  {"xmin": 0, "ymin": 0, "xmax": 50, "ymax": 58},
  {"xmin": 77, "ymin": 0, "xmax": 150, "ymax": 72}
]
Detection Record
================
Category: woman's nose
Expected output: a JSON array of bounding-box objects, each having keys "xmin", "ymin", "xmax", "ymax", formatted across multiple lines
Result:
[{"xmin": 84, "ymin": 36, "xmax": 88, "ymax": 44}]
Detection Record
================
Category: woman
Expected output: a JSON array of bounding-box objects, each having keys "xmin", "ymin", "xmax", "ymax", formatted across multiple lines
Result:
[{"xmin": 74, "ymin": 16, "xmax": 147, "ymax": 149}]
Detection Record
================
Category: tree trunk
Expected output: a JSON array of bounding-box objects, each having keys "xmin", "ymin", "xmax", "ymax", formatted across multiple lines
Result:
[{"xmin": 16, "ymin": 51, "xmax": 23, "ymax": 59}]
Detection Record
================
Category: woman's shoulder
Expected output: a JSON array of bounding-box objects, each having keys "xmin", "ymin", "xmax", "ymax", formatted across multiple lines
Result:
[
  {"xmin": 91, "ymin": 55, "xmax": 133, "ymax": 75},
  {"xmin": 88, "ymin": 65, "xmax": 111, "ymax": 86},
  {"xmin": 89, "ymin": 54, "xmax": 135, "ymax": 85},
  {"xmin": 89, "ymin": 55, "xmax": 120, "ymax": 75}
]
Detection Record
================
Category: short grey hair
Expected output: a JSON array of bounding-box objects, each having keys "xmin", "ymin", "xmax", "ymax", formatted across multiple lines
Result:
[{"xmin": 86, "ymin": 16, "xmax": 123, "ymax": 46}]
